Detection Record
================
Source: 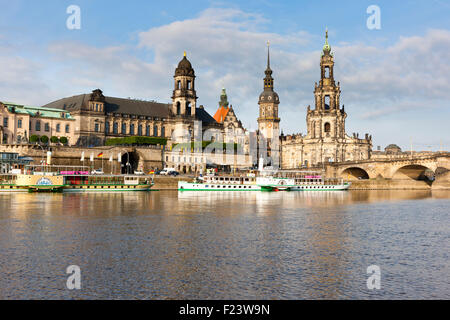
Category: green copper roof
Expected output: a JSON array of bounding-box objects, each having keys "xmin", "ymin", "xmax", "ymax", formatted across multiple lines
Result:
[{"xmin": 2, "ymin": 102, "xmax": 74, "ymax": 120}]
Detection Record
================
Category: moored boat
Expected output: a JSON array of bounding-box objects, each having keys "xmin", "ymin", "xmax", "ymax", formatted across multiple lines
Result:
[{"xmin": 0, "ymin": 165, "xmax": 154, "ymax": 193}]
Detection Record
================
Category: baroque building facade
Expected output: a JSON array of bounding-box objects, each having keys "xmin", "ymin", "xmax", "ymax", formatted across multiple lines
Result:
[{"xmin": 280, "ymin": 31, "xmax": 372, "ymax": 169}]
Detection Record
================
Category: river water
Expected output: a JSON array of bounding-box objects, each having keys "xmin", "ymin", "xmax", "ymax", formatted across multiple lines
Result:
[{"xmin": 0, "ymin": 190, "xmax": 449, "ymax": 299}]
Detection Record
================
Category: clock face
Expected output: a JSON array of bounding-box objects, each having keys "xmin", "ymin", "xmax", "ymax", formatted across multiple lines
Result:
[{"xmin": 268, "ymin": 96, "xmax": 272, "ymax": 100}]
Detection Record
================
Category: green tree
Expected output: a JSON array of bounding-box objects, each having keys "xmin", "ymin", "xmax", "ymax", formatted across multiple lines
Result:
[
  {"xmin": 50, "ymin": 136, "xmax": 59, "ymax": 144},
  {"xmin": 40, "ymin": 135, "xmax": 49, "ymax": 144},
  {"xmin": 30, "ymin": 135, "xmax": 39, "ymax": 143},
  {"xmin": 59, "ymin": 136, "xmax": 68, "ymax": 145}
]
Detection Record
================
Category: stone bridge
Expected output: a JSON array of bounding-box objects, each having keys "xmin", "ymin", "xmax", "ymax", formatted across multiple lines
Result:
[{"xmin": 326, "ymin": 153, "xmax": 450, "ymax": 189}]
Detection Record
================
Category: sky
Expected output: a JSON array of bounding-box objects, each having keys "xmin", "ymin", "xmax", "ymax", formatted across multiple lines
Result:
[{"xmin": 0, "ymin": 0, "xmax": 449, "ymax": 151}]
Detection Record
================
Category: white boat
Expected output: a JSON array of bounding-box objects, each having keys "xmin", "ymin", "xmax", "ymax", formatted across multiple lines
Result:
[{"xmin": 178, "ymin": 171, "xmax": 350, "ymax": 192}]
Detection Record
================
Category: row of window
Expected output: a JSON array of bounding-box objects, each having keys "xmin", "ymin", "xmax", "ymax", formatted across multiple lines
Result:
[
  {"xmin": 106, "ymin": 122, "xmax": 165, "ymax": 137},
  {"xmin": 1, "ymin": 117, "xmax": 70, "ymax": 133},
  {"xmin": 34, "ymin": 121, "xmax": 70, "ymax": 133}
]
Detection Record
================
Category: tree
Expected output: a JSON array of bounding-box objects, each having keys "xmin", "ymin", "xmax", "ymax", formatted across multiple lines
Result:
[
  {"xmin": 50, "ymin": 136, "xmax": 59, "ymax": 144},
  {"xmin": 30, "ymin": 135, "xmax": 39, "ymax": 143},
  {"xmin": 40, "ymin": 135, "xmax": 49, "ymax": 144},
  {"xmin": 59, "ymin": 136, "xmax": 68, "ymax": 145}
]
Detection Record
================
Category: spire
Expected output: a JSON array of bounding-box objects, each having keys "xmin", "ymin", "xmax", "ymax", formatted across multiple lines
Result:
[
  {"xmin": 323, "ymin": 27, "xmax": 331, "ymax": 55},
  {"xmin": 183, "ymin": 50, "xmax": 186, "ymax": 57},
  {"xmin": 264, "ymin": 41, "xmax": 274, "ymax": 90}
]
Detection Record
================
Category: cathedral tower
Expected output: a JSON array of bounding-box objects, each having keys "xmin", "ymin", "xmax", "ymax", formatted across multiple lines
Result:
[
  {"xmin": 307, "ymin": 29, "xmax": 347, "ymax": 140},
  {"xmin": 172, "ymin": 52, "xmax": 197, "ymax": 117},
  {"xmin": 257, "ymin": 41, "xmax": 280, "ymax": 141}
]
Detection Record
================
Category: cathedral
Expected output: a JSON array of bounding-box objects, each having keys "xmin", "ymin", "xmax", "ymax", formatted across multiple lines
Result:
[{"xmin": 278, "ymin": 30, "xmax": 372, "ymax": 168}]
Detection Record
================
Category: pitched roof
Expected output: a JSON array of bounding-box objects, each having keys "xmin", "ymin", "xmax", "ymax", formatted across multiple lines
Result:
[
  {"xmin": 213, "ymin": 106, "xmax": 230, "ymax": 123},
  {"xmin": 42, "ymin": 94, "xmax": 171, "ymax": 118}
]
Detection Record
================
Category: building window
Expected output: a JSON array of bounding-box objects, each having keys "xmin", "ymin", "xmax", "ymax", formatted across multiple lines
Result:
[
  {"xmin": 138, "ymin": 125, "xmax": 142, "ymax": 136},
  {"xmin": 65, "ymin": 124, "xmax": 70, "ymax": 133},
  {"xmin": 324, "ymin": 96, "xmax": 330, "ymax": 110},
  {"xmin": 122, "ymin": 123, "xmax": 127, "ymax": 134},
  {"xmin": 56, "ymin": 123, "xmax": 60, "ymax": 132},
  {"xmin": 36, "ymin": 121, "xmax": 41, "ymax": 131},
  {"xmin": 113, "ymin": 122, "xmax": 118, "ymax": 134},
  {"xmin": 146, "ymin": 125, "xmax": 150, "ymax": 136},
  {"xmin": 95, "ymin": 123, "xmax": 99, "ymax": 132},
  {"xmin": 130, "ymin": 124, "xmax": 135, "ymax": 135},
  {"xmin": 95, "ymin": 103, "xmax": 99, "ymax": 112},
  {"xmin": 324, "ymin": 122, "xmax": 331, "ymax": 133},
  {"xmin": 3, "ymin": 117, "xmax": 8, "ymax": 127},
  {"xmin": 161, "ymin": 126, "xmax": 165, "ymax": 137},
  {"xmin": 17, "ymin": 119, "xmax": 22, "ymax": 129},
  {"xmin": 45, "ymin": 123, "xmax": 50, "ymax": 132},
  {"xmin": 105, "ymin": 122, "xmax": 110, "ymax": 134},
  {"xmin": 153, "ymin": 125, "xmax": 158, "ymax": 137},
  {"xmin": 176, "ymin": 102, "xmax": 181, "ymax": 115}
]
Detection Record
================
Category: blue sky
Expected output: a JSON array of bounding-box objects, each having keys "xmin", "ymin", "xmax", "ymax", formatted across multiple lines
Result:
[{"xmin": 1, "ymin": 0, "xmax": 449, "ymax": 151}]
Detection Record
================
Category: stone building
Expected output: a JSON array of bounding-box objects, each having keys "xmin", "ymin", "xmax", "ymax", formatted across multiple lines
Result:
[
  {"xmin": 0, "ymin": 102, "xmax": 76, "ymax": 145},
  {"xmin": 281, "ymin": 30, "xmax": 372, "ymax": 169},
  {"xmin": 41, "ymin": 53, "xmax": 220, "ymax": 147}
]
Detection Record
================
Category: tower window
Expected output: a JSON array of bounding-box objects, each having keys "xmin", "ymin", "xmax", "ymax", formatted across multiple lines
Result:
[
  {"xmin": 187, "ymin": 80, "xmax": 191, "ymax": 90},
  {"xmin": 324, "ymin": 122, "xmax": 331, "ymax": 133},
  {"xmin": 325, "ymin": 66, "xmax": 330, "ymax": 78},
  {"xmin": 324, "ymin": 96, "xmax": 330, "ymax": 110},
  {"xmin": 176, "ymin": 102, "xmax": 181, "ymax": 115},
  {"xmin": 177, "ymin": 80, "xmax": 181, "ymax": 89}
]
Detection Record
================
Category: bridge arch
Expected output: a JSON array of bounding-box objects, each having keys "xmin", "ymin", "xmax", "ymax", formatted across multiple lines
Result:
[
  {"xmin": 340, "ymin": 167, "xmax": 370, "ymax": 180},
  {"xmin": 392, "ymin": 164, "xmax": 434, "ymax": 181}
]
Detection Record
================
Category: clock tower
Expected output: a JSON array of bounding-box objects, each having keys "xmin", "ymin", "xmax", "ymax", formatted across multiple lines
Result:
[{"xmin": 257, "ymin": 41, "xmax": 280, "ymax": 141}]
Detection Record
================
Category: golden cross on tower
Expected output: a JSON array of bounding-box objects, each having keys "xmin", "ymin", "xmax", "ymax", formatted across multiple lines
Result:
[{"xmin": 183, "ymin": 51, "xmax": 186, "ymax": 57}]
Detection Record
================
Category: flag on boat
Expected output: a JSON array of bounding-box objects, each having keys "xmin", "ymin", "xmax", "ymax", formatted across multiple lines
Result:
[
  {"xmin": 80, "ymin": 151, "xmax": 85, "ymax": 162},
  {"xmin": 97, "ymin": 152, "xmax": 104, "ymax": 158}
]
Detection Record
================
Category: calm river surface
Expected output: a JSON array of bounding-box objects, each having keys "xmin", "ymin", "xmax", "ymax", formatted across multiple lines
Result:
[{"xmin": 0, "ymin": 190, "xmax": 449, "ymax": 299}]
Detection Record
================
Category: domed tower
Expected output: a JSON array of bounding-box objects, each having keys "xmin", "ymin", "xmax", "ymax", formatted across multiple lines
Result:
[
  {"xmin": 307, "ymin": 29, "xmax": 347, "ymax": 140},
  {"xmin": 257, "ymin": 41, "xmax": 280, "ymax": 141},
  {"xmin": 171, "ymin": 52, "xmax": 197, "ymax": 117}
]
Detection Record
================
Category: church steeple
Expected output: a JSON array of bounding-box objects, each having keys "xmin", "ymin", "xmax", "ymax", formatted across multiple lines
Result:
[
  {"xmin": 264, "ymin": 41, "xmax": 274, "ymax": 90},
  {"xmin": 258, "ymin": 40, "xmax": 280, "ymax": 142}
]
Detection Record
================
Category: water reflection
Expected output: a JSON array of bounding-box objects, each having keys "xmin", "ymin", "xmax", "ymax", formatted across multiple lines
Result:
[{"xmin": 0, "ymin": 190, "xmax": 449, "ymax": 299}]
